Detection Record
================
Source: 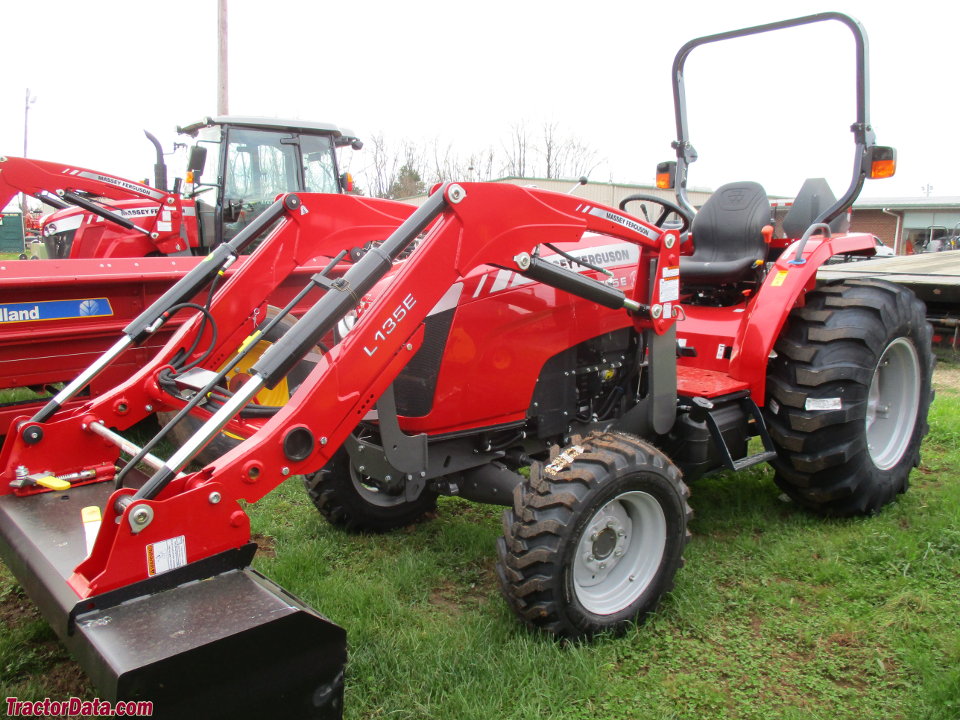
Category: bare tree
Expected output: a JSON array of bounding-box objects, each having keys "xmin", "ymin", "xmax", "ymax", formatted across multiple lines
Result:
[
  {"xmin": 560, "ymin": 137, "xmax": 601, "ymax": 179},
  {"xmin": 363, "ymin": 133, "xmax": 398, "ymax": 199},
  {"xmin": 543, "ymin": 122, "xmax": 560, "ymax": 179},
  {"xmin": 355, "ymin": 123, "xmax": 599, "ymax": 198},
  {"xmin": 421, "ymin": 138, "xmax": 502, "ymax": 184},
  {"xmin": 359, "ymin": 135, "xmax": 427, "ymax": 198},
  {"xmin": 540, "ymin": 122, "xmax": 600, "ymax": 180},
  {"xmin": 502, "ymin": 122, "xmax": 530, "ymax": 178},
  {"xmin": 463, "ymin": 146, "xmax": 498, "ymax": 181},
  {"xmin": 428, "ymin": 138, "xmax": 462, "ymax": 184},
  {"xmin": 398, "ymin": 141, "xmax": 425, "ymax": 187}
]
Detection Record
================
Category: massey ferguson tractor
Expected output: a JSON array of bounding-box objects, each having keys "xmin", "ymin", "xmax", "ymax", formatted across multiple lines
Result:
[
  {"xmin": 1, "ymin": 116, "xmax": 361, "ymax": 258},
  {"xmin": 0, "ymin": 12, "xmax": 932, "ymax": 719}
]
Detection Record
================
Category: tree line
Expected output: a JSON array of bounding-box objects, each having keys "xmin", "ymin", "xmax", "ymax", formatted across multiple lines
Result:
[{"xmin": 351, "ymin": 122, "xmax": 601, "ymax": 199}]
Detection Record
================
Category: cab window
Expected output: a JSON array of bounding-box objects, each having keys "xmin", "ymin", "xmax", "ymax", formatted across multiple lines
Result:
[
  {"xmin": 301, "ymin": 134, "xmax": 339, "ymax": 193},
  {"xmin": 224, "ymin": 128, "xmax": 299, "ymax": 202},
  {"xmin": 222, "ymin": 128, "xmax": 300, "ymax": 240}
]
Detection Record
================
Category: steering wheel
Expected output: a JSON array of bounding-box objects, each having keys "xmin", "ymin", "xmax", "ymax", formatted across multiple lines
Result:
[{"xmin": 618, "ymin": 194, "xmax": 693, "ymax": 234}]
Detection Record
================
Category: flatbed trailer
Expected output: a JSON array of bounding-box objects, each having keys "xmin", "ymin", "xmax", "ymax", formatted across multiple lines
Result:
[
  {"xmin": 818, "ymin": 249, "xmax": 960, "ymax": 304},
  {"xmin": 819, "ymin": 250, "xmax": 960, "ymax": 342}
]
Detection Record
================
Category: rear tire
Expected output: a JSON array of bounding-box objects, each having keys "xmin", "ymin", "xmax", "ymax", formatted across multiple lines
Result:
[
  {"xmin": 764, "ymin": 279, "xmax": 934, "ymax": 516},
  {"xmin": 496, "ymin": 431, "xmax": 691, "ymax": 639},
  {"xmin": 304, "ymin": 449, "xmax": 438, "ymax": 533}
]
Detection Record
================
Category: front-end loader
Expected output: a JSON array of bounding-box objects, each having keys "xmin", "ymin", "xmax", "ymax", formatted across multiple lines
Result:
[{"xmin": 0, "ymin": 12, "xmax": 931, "ymax": 718}]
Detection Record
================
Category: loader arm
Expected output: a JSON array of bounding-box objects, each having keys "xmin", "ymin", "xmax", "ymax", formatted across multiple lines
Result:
[
  {"xmin": 0, "ymin": 183, "xmax": 676, "ymax": 716},
  {"xmin": 0, "ymin": 155, "xmax": 185, "ymax": 254},
  {"xmin": 1, "ymin": 182, "xmax": 678, "ymax": 597}
]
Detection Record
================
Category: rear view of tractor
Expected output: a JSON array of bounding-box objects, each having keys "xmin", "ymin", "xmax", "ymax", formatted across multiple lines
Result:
[{"xmin": 0, "ymin": 11, "xmax": 932, "ymax": 719}]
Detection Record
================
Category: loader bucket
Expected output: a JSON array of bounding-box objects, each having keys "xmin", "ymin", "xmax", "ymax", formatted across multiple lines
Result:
[{"xmin": 0, "ymin": 477, "xmax": 346, "ymax": 720}]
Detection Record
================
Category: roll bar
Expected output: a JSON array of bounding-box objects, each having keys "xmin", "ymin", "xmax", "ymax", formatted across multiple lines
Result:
[{"xmin": 670, "ymin": 12, "xmax": 876, "ymax": 226}]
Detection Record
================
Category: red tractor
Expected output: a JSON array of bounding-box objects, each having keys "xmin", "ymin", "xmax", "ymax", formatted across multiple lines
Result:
[
  {"xmin": 1, "ymin": 117, "xmax": 361, "ymax": 259},
  {"xmin": 0, "ymin": 12, "xmax": 932, "ymax": 719}
]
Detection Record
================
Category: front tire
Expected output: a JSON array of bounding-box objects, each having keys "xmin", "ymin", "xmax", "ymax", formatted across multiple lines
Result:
[
  {"xmin": 496, "ymin": 432, "xmax": 691, "ymax": 639},
  {"xmin": 304, "ymin": 449, "xmax": 438, "ymax": 533},
  {"xmin": 764, "ymin": 279, "xmax": 934, "ymax": 516}
]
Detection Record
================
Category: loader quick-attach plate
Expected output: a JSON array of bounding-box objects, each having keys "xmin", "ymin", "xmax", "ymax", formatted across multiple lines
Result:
[{"xmin": 0, "ymin": 478, "xmax": 346, "ymax": 720}]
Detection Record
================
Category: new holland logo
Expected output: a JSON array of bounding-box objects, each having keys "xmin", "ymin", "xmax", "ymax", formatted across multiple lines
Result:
[
  {"xmin": 0, "ymin": 298, "xmax": 113, "ymax": 323},
  {"xmin": 79, "ymin": 299, "xmax": 102, "ymax": 316}
]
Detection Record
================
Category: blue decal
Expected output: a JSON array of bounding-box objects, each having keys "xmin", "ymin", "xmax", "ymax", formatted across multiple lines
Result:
[{"xmin": 0, "ymin": 298, "xmax": 114, "ymax": 323}]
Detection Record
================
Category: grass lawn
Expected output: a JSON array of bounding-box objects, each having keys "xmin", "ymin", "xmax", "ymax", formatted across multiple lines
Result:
[{"xmin": 1, "ymin": 359, "xmax": 958, "ymax": 719}]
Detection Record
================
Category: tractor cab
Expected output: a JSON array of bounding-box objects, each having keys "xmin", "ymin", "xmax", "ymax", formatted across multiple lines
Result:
[
  {"xmin": 29, "ymin": 117, "xmax": 363, "ymax": 259},
  {"xmin": 178, "ymin": 116, "xmax": 362, "ymax": 248}
]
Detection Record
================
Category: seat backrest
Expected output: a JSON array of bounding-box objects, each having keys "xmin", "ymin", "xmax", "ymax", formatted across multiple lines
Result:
[
  {"xmin": 782, "ymin": 178, "xmax": 847, "ymax": 238},
  {"xmin": 689, "ymin": 181, "xmax": 770, "ymax": 266}
]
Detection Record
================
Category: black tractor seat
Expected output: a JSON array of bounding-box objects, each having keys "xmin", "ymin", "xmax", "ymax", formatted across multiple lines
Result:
[
  {"xmin": 781, "ymin": 177, "xmax": 847, "ymax": 238},
  {"xmin": 681, "ymin": 181, "xmax": 771, "ymax": 285}
]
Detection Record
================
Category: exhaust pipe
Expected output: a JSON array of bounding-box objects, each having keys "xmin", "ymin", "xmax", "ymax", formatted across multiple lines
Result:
[{"xmin": 144, "ymin": 130, "xmax": 168, "ymax": 192}]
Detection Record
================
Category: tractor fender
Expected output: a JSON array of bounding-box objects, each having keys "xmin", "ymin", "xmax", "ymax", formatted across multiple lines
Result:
[{"xmin": 727, "ymin": 233, "xmax": 877, "ymax": 402}]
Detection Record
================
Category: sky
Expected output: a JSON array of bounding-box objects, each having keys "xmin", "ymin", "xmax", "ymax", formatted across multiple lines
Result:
[{"xmin": 1, "ymin": 0, "xmax": 956, "ymax": 209}]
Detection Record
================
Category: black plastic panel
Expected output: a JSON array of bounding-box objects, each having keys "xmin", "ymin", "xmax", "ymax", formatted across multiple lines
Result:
[{"xmin": 394, "ymin": 308, "xmax": 456, "ymax": 417}]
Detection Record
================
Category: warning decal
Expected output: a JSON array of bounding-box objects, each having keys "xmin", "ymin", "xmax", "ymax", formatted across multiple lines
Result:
[
  {"xmin": 146, "ymin": 535, "xmax": 187, "ymax": 577},
  {"xmin": 659, "ymin": 276, "xmax": 680, "ymax": 303}
]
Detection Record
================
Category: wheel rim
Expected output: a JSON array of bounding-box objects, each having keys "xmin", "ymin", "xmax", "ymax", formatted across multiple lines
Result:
[
  {"xmin": 865, "ymin": 337, "xmax": 921, "ymax": 470},
  {"xmin": 221, "ymin": 340, "xmax": 291, "ymax": 408},
  {"xmin": 218, "ymin": 340, "xmax": 291, "ymax": 441},
  {"xmin": 572, "ymin": 490, "xmax": 667, "ymax": 615},
  {"xmin": 348, "ymin": 463, "xmax": 408, "ymax": 508}
]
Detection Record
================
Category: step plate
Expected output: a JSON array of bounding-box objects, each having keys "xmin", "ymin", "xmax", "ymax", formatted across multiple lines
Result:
[{"xmin": 676, "ymin": 364, "xmax": 750, "ymax": 399}]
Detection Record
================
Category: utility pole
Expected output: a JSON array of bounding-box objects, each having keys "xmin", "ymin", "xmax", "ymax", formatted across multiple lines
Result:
[
  {"xmin": 21, "ymin": 89, "xmax": 36, "ymax": 216},
  {"xmin": 921, "ymin": 184, "xmax": 933, "ymax": 198},
  {"xmin": 217, "ymin": 0, "xmax": 229, "ymax": 115}
]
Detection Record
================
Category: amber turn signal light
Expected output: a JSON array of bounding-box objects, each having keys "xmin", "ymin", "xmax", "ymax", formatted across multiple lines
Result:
[
  {"xmin": 656, "ymin": 161, "xmax": 677, "ymax": 189},
  {"xmin": 867, "ymin": 146, "xmax": 897, "ymax": 179}
]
